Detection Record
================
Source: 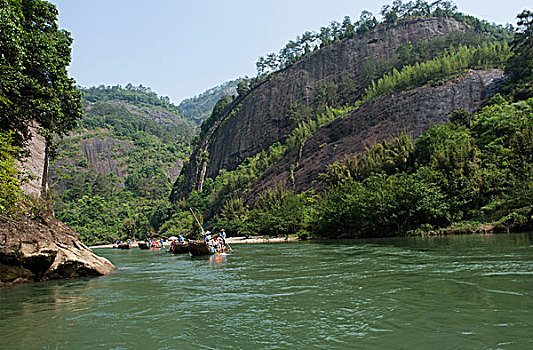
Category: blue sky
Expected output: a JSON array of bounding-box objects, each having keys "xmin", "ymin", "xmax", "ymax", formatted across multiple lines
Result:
[{"xmin": 49, "ymin": 0, "xmax": 531, "ymax": 103}]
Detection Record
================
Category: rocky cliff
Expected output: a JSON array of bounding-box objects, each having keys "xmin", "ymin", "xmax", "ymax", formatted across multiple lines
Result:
[
  {"xmin": 174, "ymin": 17, "xmax": 468, "ymax": 200},
  {"xmin": 244, "ymin": 69, "xmax": 504, "ymax": 204},
  {"xmin": 19, "ymin": 127, "xmax": 48, "ymax": 197},
  {"xmin": 81, "ymin": 137, "xmax": 132, "ymax": 176}
]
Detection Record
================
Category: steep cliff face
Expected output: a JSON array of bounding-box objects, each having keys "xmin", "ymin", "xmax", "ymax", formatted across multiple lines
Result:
[
  {"xmin": 81, "ymin": 137, "xmax": 132, "ymax": 175},
  {"xmin": 20, "ymin": 127, "xmax": 48, "ymax": 197},
  {"xmin": 175, "ymin": 17, "xmax": 467, "ymax": 200},
  {"xmin": 243, "ymin": 69, "xmax": 504, "ymax": 204}
]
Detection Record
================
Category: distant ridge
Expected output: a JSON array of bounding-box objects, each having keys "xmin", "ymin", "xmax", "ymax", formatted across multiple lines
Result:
[{"xmin": 177, "ymin": 79, "xmax": 240, "ymax": 123}]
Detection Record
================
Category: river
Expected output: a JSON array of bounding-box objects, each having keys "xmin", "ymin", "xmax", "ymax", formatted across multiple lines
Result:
[{"xmin": 1, "ymin": 233, "xmax": 532, "ymax": 349}]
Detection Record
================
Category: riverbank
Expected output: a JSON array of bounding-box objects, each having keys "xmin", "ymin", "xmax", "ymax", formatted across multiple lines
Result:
[
  {"xmin": 90, "ymin": 236, "xmax": 299, "ymax": 249},
  {"xmin": 226, "ymin": 236, "xmax": 299, "ymax": 244}
]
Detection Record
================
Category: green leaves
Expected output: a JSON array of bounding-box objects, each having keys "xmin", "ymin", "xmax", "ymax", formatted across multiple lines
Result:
[
  {"xmin": 505, "ymin": 10, "xmax": 533, "ymax": 85},
  {"xmin": 0, "ymin": 0, "xmax": 82, "ymax": 139},
  {"xmin": 363, "ymin": 43, "xmax": 511, "ymax": 102},
  {"xmin": 0, "ymin": 131, "xmax": 26, "ymax": 218},
  {"xmin": 251, "ymin": 184, "xmax": 315, "ymax": 237},
  {"xmin": 313, "ymin": 98, "xmax": 533, "ymax": 237}
]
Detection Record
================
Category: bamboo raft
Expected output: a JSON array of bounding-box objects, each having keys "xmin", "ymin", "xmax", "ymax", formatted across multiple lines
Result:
[
  {"xmin": 169, "ymin": 242, "xmax": 189, "ymax": 254},
  {"xmin": 187, "ymin": 240, "xmax": 230, "ymax": 256}
]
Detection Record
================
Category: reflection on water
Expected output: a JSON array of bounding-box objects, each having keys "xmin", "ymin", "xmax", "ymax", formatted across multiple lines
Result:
[
  {"xmin": 1, "ymin": 232, "xmax": 532, "ymax": 349},
  {"xmin": 209, "ymin": 253, "xmax": 227, "ymax": 266}
]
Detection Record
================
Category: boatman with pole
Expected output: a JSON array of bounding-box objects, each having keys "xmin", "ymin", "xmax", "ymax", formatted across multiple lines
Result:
[{"xmin": 220, "ymin": 229, "xmax": 226, "ymax": 245}]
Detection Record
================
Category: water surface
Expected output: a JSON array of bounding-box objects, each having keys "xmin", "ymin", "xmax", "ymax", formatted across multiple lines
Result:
[{"xmin": 1, "ymin": 233, "xmax": 532, "ymax": 349}]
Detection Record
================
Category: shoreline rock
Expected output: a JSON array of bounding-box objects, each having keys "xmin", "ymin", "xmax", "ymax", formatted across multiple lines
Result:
[{"xmin": 0, "ymin": 214, "xmax": 116, "ymax": 287}]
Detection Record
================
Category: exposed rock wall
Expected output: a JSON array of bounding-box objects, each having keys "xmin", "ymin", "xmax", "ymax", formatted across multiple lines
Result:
[
  {"xmin": 0, "ymin": 214, "xmax": 116, "ymax": 287},
  {"xmin": 20, "ymin": 127, "xmax": 47, "ymax": 197},
  {"xmin": 243, "ymin": 69, "xmax": 504, "ymax": 204},
  {"xmin": 49, "ymin": 137, "xmax": 133, "ymax": 193},
  {"xmin": 81, "ymin": 137, "xmax": 132, "ymax": 176},
  {"xmin": 175, "ymin": 17, "xmax": 468, "ymax": 200}
]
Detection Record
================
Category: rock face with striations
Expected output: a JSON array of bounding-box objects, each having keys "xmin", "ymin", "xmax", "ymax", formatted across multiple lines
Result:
[
  {"xmin": 19, "ymin": 127, "xmax": 48, "ymax": 197},
  {"xmin": 173, "ymin": 17, "xmax": 468, "ymax": 200},
  {"xmin": 243, "ymin": 69, "xmax": 504, "ymax": 204},
  {"xmin": 0, "ymin": 214, "xmax": 116, "ymax": 287},
  {"xmin": 81, "ymin": 137, "xmax": 132, "ymax": 176}
]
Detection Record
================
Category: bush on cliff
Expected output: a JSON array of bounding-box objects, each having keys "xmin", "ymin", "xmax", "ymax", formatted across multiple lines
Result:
[{"xmin": 0, "ymin": 132, "xmax": 25, "ymax": 218}]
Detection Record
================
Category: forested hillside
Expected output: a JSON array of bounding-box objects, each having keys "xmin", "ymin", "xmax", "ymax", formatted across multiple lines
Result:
[
  {"xmin": 49, "ymin": 85, "xmax": 197, "ymax": 244},
  {"xmin": 174, "ymin": 0, "xmax": 512, "ymax": 200},
  {"xmin": 168, "ymin": 1, "xmax": 532, "ymax": 240},
  {"xmin": 14, "ymin": 0, "xmax": 529, "ymax": 246}
]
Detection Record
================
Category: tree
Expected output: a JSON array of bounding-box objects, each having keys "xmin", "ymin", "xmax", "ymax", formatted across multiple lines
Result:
[
  {"xmin": 0, "ymin": 0, "xmax": 82, "ymax": 141},
  {"xmin": 237, "ymin": 80, "xmax": 250, "ymax": 97},
  {"xmin": 121, "ymin": 217, "xmax": 136, "ymax": 239},
  {"xmin": 505, "ymin": 10, "xmax": 533, "ymax": 98},
  {"xmin": 341, "ymin": 16, "xmax": 355, "ymax": 38},
  {"xmin": 356, "ymin": 10, "xmax": 378, "ymax": 34}
]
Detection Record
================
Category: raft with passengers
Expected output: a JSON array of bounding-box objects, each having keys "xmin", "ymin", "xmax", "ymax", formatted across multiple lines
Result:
[
  {"xmin": 167, "ymin": 230, "xmax": 230, "ymax": 256},
  {"xmin": 134, "ymin": 209, "xmax": 232, "ymax": 256},
  {"xmin": 168, "ymin": 233, "xmax": 189, "ymax": 254},
  {"xmin": 188, "ymin": 230, "xmax": 231, "ymax": 256},
  {"xmin": 186, "ymin": 208, "xmax": 232, "ymax": 256},
  {"xmin": 139, "ymin": 239, "xmax": 164, "ymax": 250}
]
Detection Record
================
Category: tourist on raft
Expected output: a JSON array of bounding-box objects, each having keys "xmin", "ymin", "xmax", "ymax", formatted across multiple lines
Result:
[
  {"xmin": 220, "ymin": 229, "xmax": 226, "ymax": 245},
  {"xmin": 202, "ymin": 230, "xmax": 227, "ymax": 253}
]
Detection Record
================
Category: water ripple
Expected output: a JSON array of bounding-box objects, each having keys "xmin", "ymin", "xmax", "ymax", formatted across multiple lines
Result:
[{"xmin": 0, "ymin": 233, "xmax": 532, "ymax": 349}]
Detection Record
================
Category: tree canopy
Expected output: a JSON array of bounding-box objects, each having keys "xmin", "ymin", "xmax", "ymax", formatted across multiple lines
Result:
[
  {"xmin": 0, "ymin": 0, "xmax": 82, "ymax": 141},
  {"xmin": 505, "ymin": 10, "xmax": 533, "ymax": 99}
]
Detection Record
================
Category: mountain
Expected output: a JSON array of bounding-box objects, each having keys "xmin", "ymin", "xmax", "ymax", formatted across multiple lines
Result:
[
  {"xmin": 177, "ymin": 79, "xmax": 240, "ymax": 124},
  {"xmin": 49, "ymin": 85, "xmax": 197, "ymax": 244},
  {"xmin": 173, "ymin": 14, "xmax": 507, "ymax": 201},
  {"xmin": 168, "ymin": 4, "xmax": 531, "ymax": 238}
]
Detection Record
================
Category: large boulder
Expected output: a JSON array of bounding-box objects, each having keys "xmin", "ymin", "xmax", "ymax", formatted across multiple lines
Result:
[{"xmin": 0, "ymin": 214, "xmax": 116, "ymax": 287}]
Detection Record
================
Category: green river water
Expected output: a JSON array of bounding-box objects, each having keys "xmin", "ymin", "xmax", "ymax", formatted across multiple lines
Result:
[{"xmin": 1, "ymin": 233, "xmax": 532, "ymax": 349}]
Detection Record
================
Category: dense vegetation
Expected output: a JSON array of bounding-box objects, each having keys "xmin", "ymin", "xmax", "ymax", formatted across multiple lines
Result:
[
  {"xmin": 83, "ymin": 84, "xmax": 182, "ymax": 117},
  {"xmin": 0, "ymin": 0, "xmax": 81, "ymax": 217},
  {"xmin": 0, "ymin": 132, "xmax": 26, "ymax": 218},
  {"xmin": 0, "ymin": 0, "xmax": 82, "ymax": 142},
  {"xmin": 50, "ymin": 86, "xmax": 195, "ymax": 244},
  {"xmin": 363, "ymin": 42, "xmax": 510, "ymax": 101},
  {"xmin": 504, "ymin": 10, "xmax": 533, "ymax": 100},
  {"xmin": 170, "ymin": 5, "xmax": 532, "ymax": 240},
  {"xmin": 313, "ymin": 99, "xmax": 532, "ymax": 237}
]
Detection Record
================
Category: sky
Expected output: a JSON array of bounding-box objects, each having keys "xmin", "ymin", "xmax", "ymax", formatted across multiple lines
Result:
[{"xmin": 49, "ymin": 0, "xmax": 531, "ymax": 104}]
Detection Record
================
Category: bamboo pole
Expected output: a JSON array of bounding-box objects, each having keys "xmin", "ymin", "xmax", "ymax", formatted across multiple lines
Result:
[{"xmin": 189, "ymin": 208, "xmax": 203, "ymax": 231}]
